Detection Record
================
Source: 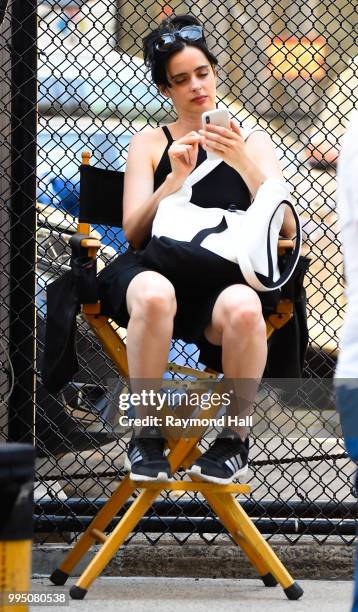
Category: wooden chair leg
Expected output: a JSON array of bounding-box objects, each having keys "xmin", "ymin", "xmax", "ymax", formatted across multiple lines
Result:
[
  {"xmin": 62, "ymin": 439, "xmax": 208, "ymax": 598},
  {"xmin": 201, "ymin": 487, "xmax": 276, "ymax": 585},
  {"xmin": 205, "ymin": 491, "xmax": 303, "ymax": 600},
  {"xmin": 50, "ymin": 476, "xmax": 135, "ymax": 585},
  {"xmin": 173, "ymin": 445, "xmax": 277, "ymax": 585},
  {"xmin": 69, "ymin": 487, "xmax": 164, "ymax": 599},
  {"xmin": 169, "ymin": 442, "xmax": 298, "ymax": 594},
  {"xmin": 69, "ymin": 440, "xmax": 203, "ymax": 592},
  {"xmin": 167, "ymin": 432, "xmax": 302, "ymax": 598}
]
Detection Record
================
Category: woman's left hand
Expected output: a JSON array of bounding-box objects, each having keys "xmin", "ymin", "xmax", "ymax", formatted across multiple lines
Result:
[{"xmin": 199, "ymin": 119, "xmax": 249, "ymax": 171}]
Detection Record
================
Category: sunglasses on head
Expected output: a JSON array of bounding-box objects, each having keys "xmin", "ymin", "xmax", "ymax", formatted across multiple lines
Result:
[{"xmin": 154, "ymin": 25, "xmax": 204, "ymax": 52}]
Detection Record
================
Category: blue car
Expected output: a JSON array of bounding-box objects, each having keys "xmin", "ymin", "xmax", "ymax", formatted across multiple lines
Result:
[{"xmin": 38, "ymin": 50, "xmax": 173, "ymax": 121}]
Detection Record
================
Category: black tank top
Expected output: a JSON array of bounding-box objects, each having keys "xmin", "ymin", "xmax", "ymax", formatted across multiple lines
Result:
[{"xmin": 153, "ymin": 125, "xmax": 251, "ymax": 211}]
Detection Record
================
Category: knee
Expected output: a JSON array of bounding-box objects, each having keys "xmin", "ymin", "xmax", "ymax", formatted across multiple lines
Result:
[
  {"xmin": 133, "ymin": 279, "xmax": 177, "ymax": 321},
  {"xmin": 226, "ymin": 300, "xmax": 265, "ymax": 335},
  {"xmin": 142, "ymin": 290, "xmax": 177, "ymax": 321}
]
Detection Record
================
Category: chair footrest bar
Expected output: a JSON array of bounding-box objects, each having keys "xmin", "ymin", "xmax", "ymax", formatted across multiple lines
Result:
[
  {"xmin": 90, "ymin": 528, "xmax": 107, "ymax": 543},
  {"xmin": 167, "ymin": 363, "xmax": 218, "ymax": 379},
  {"xmin": 131, "ymin": 480, "xmax": 251, "ymax": 494}
]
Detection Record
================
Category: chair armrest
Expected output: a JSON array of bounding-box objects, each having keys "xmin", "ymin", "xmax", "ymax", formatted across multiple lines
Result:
[
  {"xmin": 69, "ymin": 232, "xmax": 102, "ymax": 259},
  {"xmin": 278, "ymin": 238, "xmax": 295, "ymax": 257},
  {"xmin": 278, "ymin": 239, "xmax": 294, "ymax": 249},
  {"xmin": 80, "ymin": 238, "xmax": 102, "ymax": 249}
]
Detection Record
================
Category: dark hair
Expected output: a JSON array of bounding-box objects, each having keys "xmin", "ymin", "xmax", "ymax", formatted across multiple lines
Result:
[{"xmin": 142, "ymin": 13, "xmax": 218, "ymax": 89}]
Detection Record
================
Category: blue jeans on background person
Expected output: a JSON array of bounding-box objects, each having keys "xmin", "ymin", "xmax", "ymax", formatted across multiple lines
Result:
[{"xmin": 336, "ymin": 385, "xmax": 358, "ymax": 612}]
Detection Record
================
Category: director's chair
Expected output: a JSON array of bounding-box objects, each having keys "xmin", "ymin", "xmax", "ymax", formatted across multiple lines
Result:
[{"xmin": 49, "ymin": 151, "xmax": 303, "ymax": 601}]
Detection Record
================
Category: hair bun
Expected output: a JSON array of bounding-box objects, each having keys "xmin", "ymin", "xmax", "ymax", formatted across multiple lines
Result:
[
  {"xmin": 143, "ymin": 30, "xmax": 158, "ymax": 67},
  {"xmin": 142, "ymin": 13, "xmax": 216, "ymax": 88},
  {"xmin": 161, "ymin": 13, "xmax": 202, "ymax": 29}
]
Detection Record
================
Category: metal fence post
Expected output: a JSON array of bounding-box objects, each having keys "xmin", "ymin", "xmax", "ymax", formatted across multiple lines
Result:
[
  {"xmin": 8, "ymin": 0, "xmax": 37, "ymax": 442},
  {"xmin": 0, "ymin": 0, "xmax": 11, "ymax": 439}
]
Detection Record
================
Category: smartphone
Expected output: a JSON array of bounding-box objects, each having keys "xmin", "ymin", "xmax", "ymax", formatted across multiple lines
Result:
[{"xmin": 202, "ymin": 108, "xmax": 231, "ymax": 160}]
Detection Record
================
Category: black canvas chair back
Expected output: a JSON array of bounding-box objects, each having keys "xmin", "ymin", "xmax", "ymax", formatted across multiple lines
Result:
[
  {"xmin": 79, "ymin": 164, "xmax": 125, "ymax": 227},
  {"xmin": 40, "ymin": 160, "xmax": 126, "ymax": 452}
]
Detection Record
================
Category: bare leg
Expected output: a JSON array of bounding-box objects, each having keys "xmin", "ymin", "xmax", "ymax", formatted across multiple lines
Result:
[
  {"xmin": 125, "ymin": 271, "xmax": 176, "ymax": 423},
  {"xmin": 204, "ymin": 284, "xmax": 267, "ymax": 440}
]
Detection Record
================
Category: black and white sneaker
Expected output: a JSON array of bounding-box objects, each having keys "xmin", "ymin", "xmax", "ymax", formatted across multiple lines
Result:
[
  {"xmin": 186, "ymin": 428, "xmax": 249, "ymax": 484},
  {"xmin": 124, "ymin": 427, "xmax": 172, "ymax": 482}
]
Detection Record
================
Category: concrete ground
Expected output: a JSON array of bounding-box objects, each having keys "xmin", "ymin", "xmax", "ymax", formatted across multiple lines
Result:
[{"xmin": 31, "ymin": 576, "xmax": 353, "ymax": 612}]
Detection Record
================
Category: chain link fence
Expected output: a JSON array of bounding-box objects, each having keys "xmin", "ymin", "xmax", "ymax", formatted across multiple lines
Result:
[{"xmin": 0, "ymin": 0, "xmax": 357, "ymax": 546}]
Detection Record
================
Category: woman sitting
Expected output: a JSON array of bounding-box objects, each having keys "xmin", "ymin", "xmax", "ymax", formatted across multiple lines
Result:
[{"xmin": 98, "ymin": 13, "xmax": 296, "ymax": 483}]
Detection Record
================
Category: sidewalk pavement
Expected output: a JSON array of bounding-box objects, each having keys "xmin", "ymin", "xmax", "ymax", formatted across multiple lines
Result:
[{"xmin": 31, "ymin": 576, "xmax": 353, "ymax": 611}]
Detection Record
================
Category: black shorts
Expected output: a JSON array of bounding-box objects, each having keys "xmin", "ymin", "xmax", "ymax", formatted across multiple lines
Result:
[{"xmin": 97, "ymin": 248, "xmax": 280, "ymax": 372}]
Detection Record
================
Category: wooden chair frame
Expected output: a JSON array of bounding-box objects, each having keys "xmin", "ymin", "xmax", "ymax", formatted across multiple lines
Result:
[{"xmin": 49, "ymin": 152, "xmax": 303, "ymax": 601}]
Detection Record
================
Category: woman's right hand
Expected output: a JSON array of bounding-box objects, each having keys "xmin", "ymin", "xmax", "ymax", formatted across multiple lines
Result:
[{"xmin": 167, "ymin": 131, "xmax": 201, "ymax": 188}]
